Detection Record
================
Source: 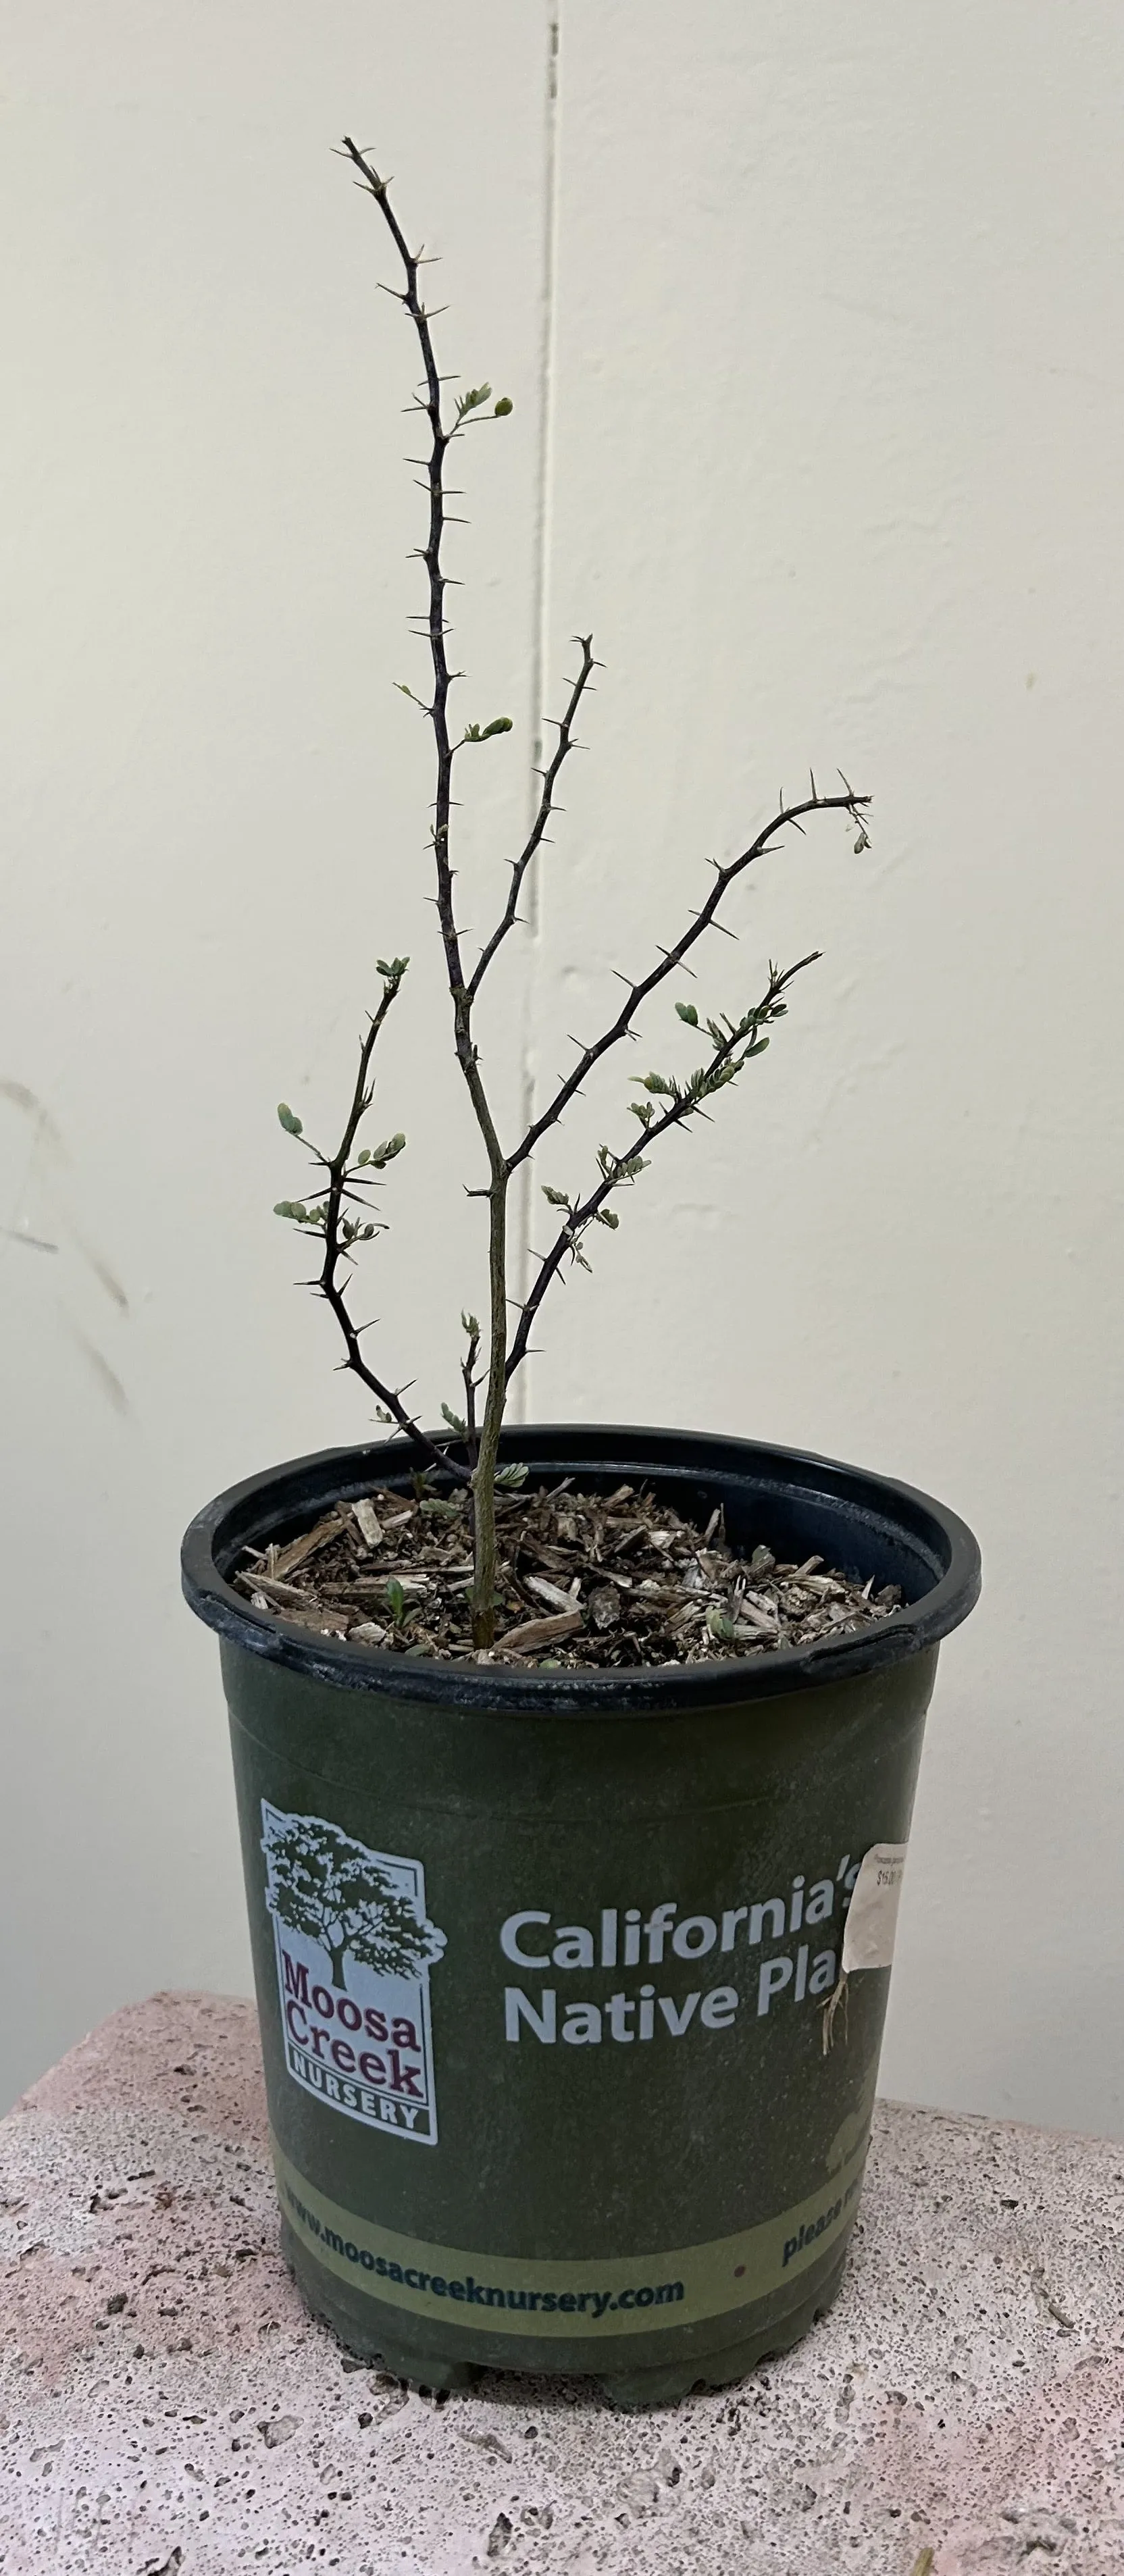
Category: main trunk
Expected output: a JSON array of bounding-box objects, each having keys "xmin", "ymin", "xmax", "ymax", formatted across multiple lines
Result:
[{"xmin": 470, "ymin": 1175, "xmax": 509, "ymax": 1648}]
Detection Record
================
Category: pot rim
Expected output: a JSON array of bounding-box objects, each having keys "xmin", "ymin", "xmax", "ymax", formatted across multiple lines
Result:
[{"xmin": 180, "ymin": 1422, "xmax": 980, "ymax": 1716}]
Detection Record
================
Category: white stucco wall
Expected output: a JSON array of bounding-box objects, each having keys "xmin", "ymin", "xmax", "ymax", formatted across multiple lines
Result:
[{"xmin": 2, "ymin": 3, "xmax": 1122, "ymax": 2132}]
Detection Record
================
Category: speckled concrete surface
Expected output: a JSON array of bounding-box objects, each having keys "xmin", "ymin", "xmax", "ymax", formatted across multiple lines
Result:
[{"xmin": 2, "ymin": 1995, "xmax": 1123, "ymax": 2574}]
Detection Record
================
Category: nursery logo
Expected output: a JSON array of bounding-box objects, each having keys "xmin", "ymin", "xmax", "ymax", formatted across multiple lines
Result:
[{"xmin": 261, "ymin": 1803, "xmax": 446, "ymax": 2146}]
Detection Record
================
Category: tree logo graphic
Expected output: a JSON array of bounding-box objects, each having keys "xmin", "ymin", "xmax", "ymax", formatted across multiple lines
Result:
[{"xmin": 261, "ymin": 1802, "xmax": 446, "ymax": 2146}]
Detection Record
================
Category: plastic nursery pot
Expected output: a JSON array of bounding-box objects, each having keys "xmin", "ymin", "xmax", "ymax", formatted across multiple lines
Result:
[{"xmin": 182, "ymin": 1423, "xmax": 979, "ymax": 2411}]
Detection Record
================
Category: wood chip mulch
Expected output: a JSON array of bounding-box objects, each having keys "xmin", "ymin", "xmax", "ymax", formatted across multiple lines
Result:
[{"xmin": 232, "ymin": 1479, "xmax": 903, "ymax": 1672}]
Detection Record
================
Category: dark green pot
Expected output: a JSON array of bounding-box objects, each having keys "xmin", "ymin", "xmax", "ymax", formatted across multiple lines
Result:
[{"xmin": 182, "ymin": 1424, "xmax": 979, "ymax": 2409}]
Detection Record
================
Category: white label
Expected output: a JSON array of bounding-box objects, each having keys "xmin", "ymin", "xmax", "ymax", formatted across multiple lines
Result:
[
  {"xmin": 261, "ymin": 1803, "xmax": 446, "ymax": 2146},
  {"xmin": 841, "ymin": 1843, "xmax": 909, "ymax": 1974}
]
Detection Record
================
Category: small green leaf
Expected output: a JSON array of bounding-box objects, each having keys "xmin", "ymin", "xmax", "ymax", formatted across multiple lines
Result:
[
  {"xmin": 441, "ymin": 1402, "xmax": 467, "ymax": 1434},
  {"xmin": 461, "ymin": 1310, "xmax": 480, "ymax": 1339},
  {"xmin": 376, "ymin": 954, "xmax": 410, "ymax": 979},
  {"xmin": 542, "ymin": 1183, "xmax": 571, "ymax": 1208},
  {"xmin": 385, "ymin": 1576, "xmax": 407, "ymax": 1625},
  {"xmin": 675, "ymin": 1001, "xmax": 699, "ymax": 1026},
  {"xmin": 273, "ymin": 1201, "xmax": 294, "ymax": 1219},
  {"xmin": 369, "ymin": 1133, "xmax": 406, "ymax": 1168},
  {"xmin": 479, "ymin": 716, "xmax": 513, "ymax": 739},
  {"xmin": 634, "ymin": 1071, "xmax": 675, "ymax": 1096},
  {"xmin": 494, "ymin": 1462, "xmax": 529, "ymax": 1490},
  {"xmin": 595, "ymin": 1208, "xmax": 619, "ymax": 1229},
  {"xmin": 746, "ymin": 1035, "xmax": 769, "ymax": 1056},
  {"xmin": 277, "ymin": 1102, "xmax": 303, "ymax": 1135},
  {"xmin": 457, "ymin": 382, "xmax": 492, "ymax": 417},
  {"xmin": 707, "ymin": 1603, "xmax": 739, "ymax": 1645},
  {"xmin": 493, "ymin": 396, "xmax": 513, "ymax": 417}
]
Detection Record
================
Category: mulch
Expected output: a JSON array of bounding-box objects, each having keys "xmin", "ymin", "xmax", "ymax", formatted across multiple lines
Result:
[{"xmin": 232, "ymin": 1477, "xmax": 902, "ymax": 1671}]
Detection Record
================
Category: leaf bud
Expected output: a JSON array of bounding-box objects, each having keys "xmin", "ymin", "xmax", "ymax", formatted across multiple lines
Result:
[
  {"xmin": 277, "ymin": 1102, "xmax": 303, "ymax": 1135},
  {"xmin": 493, "ymin": 396, "xmax": 513, "ymax": 416},
  {"xmin": 675, "ymin": 1001, "xmax": 699, "ymax": 1026}
]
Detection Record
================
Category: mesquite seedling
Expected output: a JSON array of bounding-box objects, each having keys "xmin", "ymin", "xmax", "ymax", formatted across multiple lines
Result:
[{"xmin": 274, "ymin": 139, "xmax": 871, "ymax": 1652}]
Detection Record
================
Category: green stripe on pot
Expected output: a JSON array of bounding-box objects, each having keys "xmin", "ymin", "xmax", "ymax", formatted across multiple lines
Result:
[{"xmin": 272, "ymin": 2124, "xmax": 870, "ymax": 2335}]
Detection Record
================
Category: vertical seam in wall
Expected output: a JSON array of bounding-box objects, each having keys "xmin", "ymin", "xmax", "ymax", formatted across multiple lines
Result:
[{"xmin": 511, "ymin": 2, "xmax": 561, "ymax": 1424}]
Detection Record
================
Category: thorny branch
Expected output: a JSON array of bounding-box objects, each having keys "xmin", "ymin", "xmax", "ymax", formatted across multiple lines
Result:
[
  {"xmin": 467, "ymin": 635, "xmax": 598, "ymax": 1000},
  {"xmin": 276, "ymin": 963, "xmax": 469, "ymax": 1485},
  {"xmin": 503, "ymin": 784, "xmax": 868, "ymax": 1183},
  {"xmin": 506, "ymin": 954, "xmax": 819, "ymax": 1384}
]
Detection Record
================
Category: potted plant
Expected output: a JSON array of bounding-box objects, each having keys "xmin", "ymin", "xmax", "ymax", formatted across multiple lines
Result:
[{"xmin": 182, "ymin": 138, "xmax": 979, "ymax": 2411}]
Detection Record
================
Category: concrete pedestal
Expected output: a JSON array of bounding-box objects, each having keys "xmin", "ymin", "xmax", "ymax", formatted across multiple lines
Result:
[{"xmin": 2, "ymin": 1992, "xmax": 1122, "ymax": 2573}]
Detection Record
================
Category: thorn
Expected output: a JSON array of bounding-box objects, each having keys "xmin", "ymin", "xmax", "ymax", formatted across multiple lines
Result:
[{"xmin": 809, "ymin": 768, "xmax": 818, "ymax": 800}]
